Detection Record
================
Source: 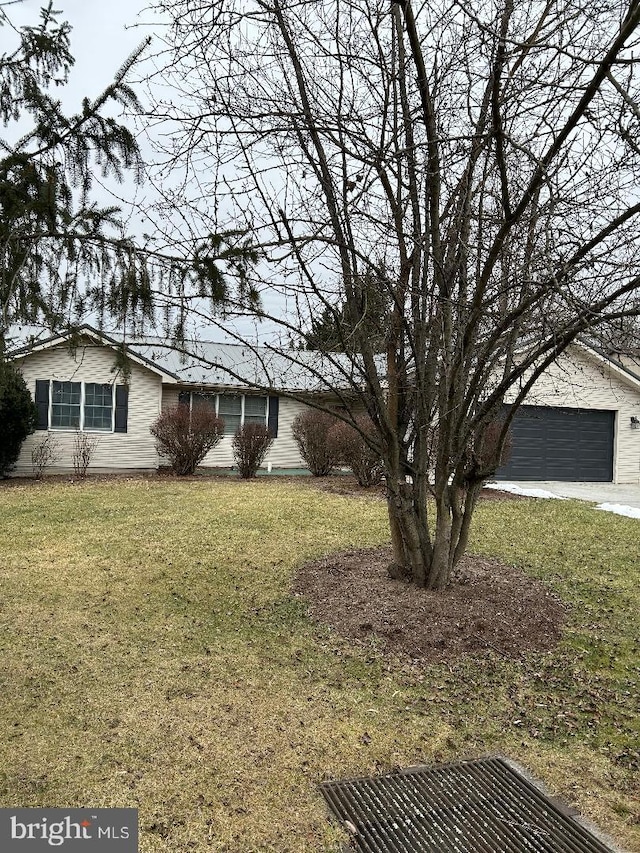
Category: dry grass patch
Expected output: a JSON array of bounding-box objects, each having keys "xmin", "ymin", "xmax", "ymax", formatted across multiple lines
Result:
[{"xmin": 0, "ymin": 479, "xmax": 638, "ymax": 851}]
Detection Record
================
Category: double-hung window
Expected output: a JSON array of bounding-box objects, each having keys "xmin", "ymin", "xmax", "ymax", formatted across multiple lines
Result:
[
  {"xmin": 185, "ymin": 392, "xmax": 271, "ymax": 435},
  {"xmin": 218, "ymin": 394, "xmax": 243, "ymax": 435},
  {"xmin": 83, "ymin": 383, "xmax": 114, "ymax": 430},
  {"xmin": 217, "ymin": 394, "xmax": 268, "ymax": 434},
  {"xmin": 50, "ymin": 381, "xmax": 114, "ymax": 430},
  {"xmin": 51, "ymin": 381, "xmax": 82, "ymax": 429},
  {"xmin": 243, "ymin": 395, "xmax": 268, "ymax": 427},
  {"xmin": 37, "ymin": 380, "xmax": 127, "ymax": 432}
]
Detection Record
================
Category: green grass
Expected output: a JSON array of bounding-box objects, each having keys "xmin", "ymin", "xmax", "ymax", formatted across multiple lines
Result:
[{"xmin": 0, "ymin": 480, "xmax": 638, "ymax": 852}]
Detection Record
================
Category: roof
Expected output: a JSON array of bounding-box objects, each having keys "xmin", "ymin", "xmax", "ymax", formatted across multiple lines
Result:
[
  {"xmin": 14, "ymin": 324, "xmax": 637, "ymax": 396},
  {"xmin": 576, "ymin": 341, "xmax": 640, "ymax": 391},
  {"xmin": 8, "ymin": 325, "xmax": 376, "ymax": 393},
  {"xmin": 131, "ymin": 336, "xmax": 375, "ymax": 392}
]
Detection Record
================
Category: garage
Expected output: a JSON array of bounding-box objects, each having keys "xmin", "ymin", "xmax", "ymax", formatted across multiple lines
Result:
[{"xmin": 496, "ymin": 405, "xmax": 615, "ymax": 482}]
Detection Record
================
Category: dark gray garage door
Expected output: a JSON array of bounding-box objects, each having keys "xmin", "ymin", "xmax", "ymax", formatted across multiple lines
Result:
[{"xmin": 496, "ymin": 405, "xmax": 615, "ymax": 482}]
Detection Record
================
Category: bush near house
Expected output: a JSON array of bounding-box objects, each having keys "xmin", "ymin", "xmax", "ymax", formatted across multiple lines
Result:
[
  {"xmin": 232, "ymin": 423, "xmax": 274, "ymax": 478},
  {"xmin": 0, "ymin": 361, "xmax": 37, "ymax": 477},
  {"xmin": 151, "ymin": 403, "xmax": 224, "ymax": 475},
  {"xmin": 31, "ymin": 434, "xmax": 59, "ymax": 479},
  {"xmin": 72, "ymin": 431, "xmax": 100, "ymax": 479},
  {"xmin": 330, "ymin": 415, "xmax": 384, "ymax": 487},
  {"xmin": 291, "ymin": 409, "xmax": 339, "ymax": 476}
]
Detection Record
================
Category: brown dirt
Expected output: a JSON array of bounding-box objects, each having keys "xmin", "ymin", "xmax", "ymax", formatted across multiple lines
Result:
[
  {"xmin": 294, "ymin": 475, "xmax": 564, "ymax": 662},
  {"xmin": 293, "ymin": 546, "xmax": 567, "ymax": 663}
]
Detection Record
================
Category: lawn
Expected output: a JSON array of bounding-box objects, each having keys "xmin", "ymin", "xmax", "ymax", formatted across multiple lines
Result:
[{"xmin": 0, "ymin": 478, "xmax": 638, "ymax": 852}]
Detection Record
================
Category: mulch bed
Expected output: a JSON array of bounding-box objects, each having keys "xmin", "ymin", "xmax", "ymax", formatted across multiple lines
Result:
[{"xmin": 293, "ymin": 546, "xmax": 567, "ymax": 662}]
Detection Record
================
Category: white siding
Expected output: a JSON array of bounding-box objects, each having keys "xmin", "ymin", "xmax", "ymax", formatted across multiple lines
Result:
[
  {"xmin": 505, "ymin": 347, "xmax": 640, "ymax": 484},
  {"xmin": 266, "ymin": 397, "xmax": 311, "ymax": 468},
  {"xmin": 160, "ymin": 387, "xmax": 311, "ymax": 469},
  {"xmin": 13, "ymin": 342, "xmax": 162, "ymax": 474}
]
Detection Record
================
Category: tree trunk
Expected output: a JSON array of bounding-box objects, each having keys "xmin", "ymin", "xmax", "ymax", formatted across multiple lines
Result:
[
  {"xmin": 386, "ymin": 479, "xmax": 428, "ymax": 585},
  {"xmin": 386, "ymin": 475, "xmax": 482, "ymax": 590}
]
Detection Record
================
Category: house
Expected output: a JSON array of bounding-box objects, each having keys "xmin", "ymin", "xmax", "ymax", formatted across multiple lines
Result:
[
  {"xmin": 7, "ymin": 326, "xmax": 640, "ymax": 483},
  {"xmin": 8, "ymin": 326, "xmax": 319, "ymax": 475}
]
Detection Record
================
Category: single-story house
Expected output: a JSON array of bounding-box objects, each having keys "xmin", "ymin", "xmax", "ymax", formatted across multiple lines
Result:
[
  {"xmin": 8, "ymin": 326, "xmax": 318, "ymax": 475},
  {"xmin": 6, "ymin": 326, "xmax": 640, "ymax": 483}
]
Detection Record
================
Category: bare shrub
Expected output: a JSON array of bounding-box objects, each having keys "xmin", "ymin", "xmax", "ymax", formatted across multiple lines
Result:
[
  {"xmin": 72, "ymin": 431, "xmax": 100, "ymax": 479},
  {"xmin": 232, "ymin": 423, "xmax": 274, "ymax": 478},
  {"xmin": 291, "ymin": 409, "xmax": 338, "ymax": 476},
  {"xmin": 31, "ymin": 435, "xmax": 60, "ymax": 479},
  {"xmin": 151, "ymin": 404, "xmax": 224, "ymax": 475},
  {"xmin": 477, "ymin": 420, "xmax": 513, "ymax": 472},
  {"xmin": 330, "ymin": 416, "xmax": 384, "ymax": 487}
]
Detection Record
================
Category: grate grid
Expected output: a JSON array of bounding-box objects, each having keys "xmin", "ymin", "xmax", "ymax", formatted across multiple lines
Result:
[{"xmin": 320, "ymin": 758, "xmax": 616, "ymax": 853}]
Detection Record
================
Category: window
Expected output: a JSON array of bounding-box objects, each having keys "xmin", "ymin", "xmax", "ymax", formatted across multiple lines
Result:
[
  {"xmin": 244, "ymin": 395, "xmax": 268, "ymax": 426},
  {"xmin": 37, "ymin": 380, "xmax": 125, "ymax": 432},
  {"xmin": 185, "ymin": 392, "xmax": 269, "ymax": 435},
  {"xmin": 218, "ymin": 394, "xmax": 243, "ymax": 434},
  {"xmin": 51, "ymin": 381, "xmax": 81, "ymax": 428},
  {"xmin": 84, "ymin": 383, "xmax": 114, "ymax": 430}
]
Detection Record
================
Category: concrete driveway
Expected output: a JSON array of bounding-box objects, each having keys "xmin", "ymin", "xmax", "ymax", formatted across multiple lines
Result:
[{"xmin": 496, "ymin": 481, "xmax": 640, "ymax": 509}]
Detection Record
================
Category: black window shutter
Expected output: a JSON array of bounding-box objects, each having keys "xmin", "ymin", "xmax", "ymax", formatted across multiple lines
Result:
[
  {"xmin": 178, "ymin": 391, "xmax": 191, "ymax": 406},
  {"xmin": 35, "ymin": 380, "xmax": 50, "ymax": 430},
  {"xmin": 114, "ymin": 385, "xmax": 128, "ymax": 433},
  {"xmin": 267, "ymin": 396, "xmax": 279, "ymax": 437}
]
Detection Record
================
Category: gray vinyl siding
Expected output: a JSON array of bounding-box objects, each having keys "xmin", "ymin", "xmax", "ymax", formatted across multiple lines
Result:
[
  {"xmin": 160, "ymin": 386, "xmax": 310, "ymax": 469},
  {"xmin": 505, "ymin": 347, "xmax": 640, "ymax": 484},
  {"xmin": 13, "ymin": 342, "xmax": 162, "ymax": 474}
]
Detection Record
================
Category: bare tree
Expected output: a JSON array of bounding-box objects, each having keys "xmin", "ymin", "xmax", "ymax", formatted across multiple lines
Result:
[{"xmin": 145, "ymin": 0, "xmax": 640, "ymax": 588}]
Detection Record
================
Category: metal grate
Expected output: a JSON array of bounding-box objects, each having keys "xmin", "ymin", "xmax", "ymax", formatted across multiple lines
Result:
[{"xmin": 320, "ymin": 757, "xmax": 617, "ymax": 852}]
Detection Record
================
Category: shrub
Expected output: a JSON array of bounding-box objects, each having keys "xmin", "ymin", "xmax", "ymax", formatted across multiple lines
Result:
[
  {"xmin": 477, "ymin": 419, "xmax": 513, "ymax": 472},
  {"xmin": 72, "ymin": 431, "xmax": 100, "ymax": 479},
  {"xmin": 291, "ymin": 409, "xmax": 339, "ymax": 476},
  {"xmin": 330, "ymin": 415, "xmax": 384, "ymax": 487},
  {"xmin": 151, "ymin": 403, "xmax": 224, "ymax": 475},
  {"xmin": 232, "ymin": 423, "xmax": 274, "ymax": 478},
  {"xmin": 31, "ymin": 434, "xmax": 60, "ymax": 478},
  {"xmin": 0, "ymin": 361, "xmax": 37, "ymax": 477}
]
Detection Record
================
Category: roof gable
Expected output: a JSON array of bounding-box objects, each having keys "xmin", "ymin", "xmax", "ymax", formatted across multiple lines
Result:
[
  {"xmin": 576, "ymin": 340, "xmax": 640, "ymax": 392},
  {"xmin": 8, "ymin": 326, "xmax": 177, "ymax": 381}
]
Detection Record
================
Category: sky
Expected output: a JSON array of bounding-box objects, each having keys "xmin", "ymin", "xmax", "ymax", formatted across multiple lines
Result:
[
  {"xmin": 4, "ymin": 0, "xmax": 283, "ymax": 345},
  {"xmin": 6, "ymin": 0, "xmax": 153, "ymax": 104}
]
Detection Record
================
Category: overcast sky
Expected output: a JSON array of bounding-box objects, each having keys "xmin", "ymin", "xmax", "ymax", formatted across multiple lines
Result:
[
  {"xmin": 5, "ymin": 1, "xmax": 283, "ymax": 344},
  {"xmin": 8, "ymin": 1, "xmax": 154, "ymax": 105}
]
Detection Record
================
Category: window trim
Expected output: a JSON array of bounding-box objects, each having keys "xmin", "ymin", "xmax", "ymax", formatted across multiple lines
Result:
[{"xmin": 48, "ymin": 380, "xmax": 116, "ymax": 433}]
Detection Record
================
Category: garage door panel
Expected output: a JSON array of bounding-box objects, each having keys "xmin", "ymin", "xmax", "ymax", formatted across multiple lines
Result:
[{"xmin": 496, "ymin": 406, "xmax": 614, "ymax": 482}]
